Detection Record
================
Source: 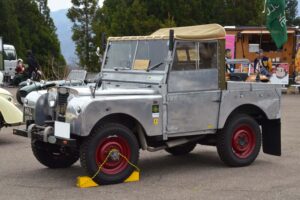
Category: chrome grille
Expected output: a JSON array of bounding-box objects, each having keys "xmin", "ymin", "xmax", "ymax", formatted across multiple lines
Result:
[{"xmin": 57, "ymin": 91, "xmax": 69, "ymax": 121}]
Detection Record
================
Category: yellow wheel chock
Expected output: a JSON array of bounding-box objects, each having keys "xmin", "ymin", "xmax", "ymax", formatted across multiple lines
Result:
[
  {"xmin": 77, "ymin": 149, "xmax": 140, "ymax": 188},
  {"xmin": 77, "ymin": 171, "xmax": 140, "ymax": 188}
]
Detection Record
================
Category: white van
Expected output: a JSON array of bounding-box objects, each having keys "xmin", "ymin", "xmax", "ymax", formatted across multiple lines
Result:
[{"xmin": 3, "ymin": 44, "xmax": 18, "ymax": 78}]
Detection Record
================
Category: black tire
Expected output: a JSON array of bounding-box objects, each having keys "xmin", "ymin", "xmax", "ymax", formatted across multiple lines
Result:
[
  {"xmin": 80, "ymin": 123, "xmax": 139, "ymax": 185},
  {"xmin": 165, "ymin": 143, "xmax": 197, "ymax": 156},
  {"xmin": 16, "ymin": 88, "xmax": 23, "ymax": 105},
  {"xmin": 217, "ymin": 114, "xmax": 261, "ymax": 167},
  {"xmin": 31, "ymin": 140, "xmax": 79, "ymax": 168}
]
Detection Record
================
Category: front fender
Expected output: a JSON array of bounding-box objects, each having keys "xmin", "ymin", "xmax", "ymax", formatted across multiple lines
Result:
[
  {"xmin": 20, "ymin": 82, "xmax": 42, "ymax": 94},
  {"xmin": 67, "ymin": 95, "xmax": 163, "ymax": 137},
  {"xmin": 0, "ymin": 96, "xmax": 23, "ymax": 124}
]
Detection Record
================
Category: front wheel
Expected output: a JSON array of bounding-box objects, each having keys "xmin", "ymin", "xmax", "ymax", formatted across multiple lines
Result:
[
  {"xmin": 217, "ymin": 114, "xmax": 261, "ymax": 167},
  {"xmin": 16, "ymin": 88, "xmax": 23, "ymax": 105},
  {"xmin": 80, "ymin": 123, "xmax": 139, "ymax": 185},
  {"xmin": 31, "ymin": 140, "xmax": 79, "ymax": 168}
]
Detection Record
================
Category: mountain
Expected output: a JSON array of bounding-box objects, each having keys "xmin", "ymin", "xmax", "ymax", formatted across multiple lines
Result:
[{"xmin": 50, "ymin": 9, "xmax": 77, "ymax": 65}]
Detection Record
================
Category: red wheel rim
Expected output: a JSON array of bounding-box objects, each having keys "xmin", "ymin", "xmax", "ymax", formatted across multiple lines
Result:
[
  {"xmin": 231, "ymin": 125, "xmax": 256, "ymax": 159},
  {"xmin": 95, "ymin": 135, "xmax": 131, "ymax": 175}
]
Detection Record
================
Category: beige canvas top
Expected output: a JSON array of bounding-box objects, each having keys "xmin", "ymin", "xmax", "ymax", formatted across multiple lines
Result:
[{"xmin": 108, "ymin": 24, "xmax": 226, "ymax": 41}]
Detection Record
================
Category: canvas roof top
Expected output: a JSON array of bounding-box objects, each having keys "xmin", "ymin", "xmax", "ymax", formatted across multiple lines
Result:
[{"xmin": 108, "ymin": 24, "xmax": 226, "ymax": 41}]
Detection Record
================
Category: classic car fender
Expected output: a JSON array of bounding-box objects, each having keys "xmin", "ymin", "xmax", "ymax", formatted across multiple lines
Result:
[
  {"xmin": 0, "ymin": 96, "xmax": 23, "ymax": 124},
  {"xmin": 218, "ymin": 90, "xmax": 280, "ymax": 128},
  {"xmin": 218, "ymin": 83, "xmax": 281, "ymax": 128},
  {"xmin": 66, "ymin": 95, "xmax": 163, "ymax": 137},
  {"xmin": 19, "ymin": 82, "xmax": 43, "ymax": 94}
]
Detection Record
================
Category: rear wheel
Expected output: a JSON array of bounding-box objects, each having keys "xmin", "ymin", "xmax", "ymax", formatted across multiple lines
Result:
[
  {"xmin": 217, "ymin": 114, "xmax": 261, "ymax": 167},
  {"xmin": 80, "ymin": 123, "xmax": 139, "ymax": 185},
  {"xmin": 165, "ymin": 143, "xmax": 197, "ymax": 156},
  {"xmin": 31, "ymin": 140, "xmax": 79, "ymax": 168}
]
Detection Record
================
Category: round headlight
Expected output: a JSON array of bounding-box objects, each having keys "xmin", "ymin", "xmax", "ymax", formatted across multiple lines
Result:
[
  {"xmin": 48, "ymin": 92, "xmax": 57, "ymax": 108},
  {"xmin": 76, "ymin": 106, "xmax": 82, "ymax": 114},
  {"xmin": 26, "ymin": 79, "xmax": 31, "ymax": 86},
  {"xmin": 24, "ymin": 98, "xmax": 29, "ymax": 105}
]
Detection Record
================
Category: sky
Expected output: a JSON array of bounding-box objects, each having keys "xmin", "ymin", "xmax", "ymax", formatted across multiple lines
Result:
[{"xmin": 48, "ymin": 0, "xmax": 104, "ymax": 11}]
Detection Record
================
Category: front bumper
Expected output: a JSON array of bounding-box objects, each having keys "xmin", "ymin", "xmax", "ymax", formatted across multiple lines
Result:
[{"xmin": 13, "ymin": 123, "xmax": 77, "ymax": 147}]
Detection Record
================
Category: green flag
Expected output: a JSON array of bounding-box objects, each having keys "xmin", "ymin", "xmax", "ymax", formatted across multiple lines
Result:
[{"xmin": 265, "ymin": 0, "xmax": 288, "ymax": 48}]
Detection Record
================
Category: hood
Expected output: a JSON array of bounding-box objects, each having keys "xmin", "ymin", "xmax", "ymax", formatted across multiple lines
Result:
[
  {"xmin": 0, "ymin": 88, "xmax": 12, "ymax": 97},
  {"xmin": 68, "ymin": 87, "xmax": 158, "ymax": 96}
]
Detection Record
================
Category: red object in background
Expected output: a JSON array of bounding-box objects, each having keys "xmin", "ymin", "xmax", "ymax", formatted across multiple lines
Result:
[{"xmin": 15, "ymin": 64, "xmax": 25, "ymax": 74}]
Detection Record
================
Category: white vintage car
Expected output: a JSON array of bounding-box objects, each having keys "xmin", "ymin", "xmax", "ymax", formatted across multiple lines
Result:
[{"xmin": 0, "ymin": 88, "xmax": 23, "ymax": 129}]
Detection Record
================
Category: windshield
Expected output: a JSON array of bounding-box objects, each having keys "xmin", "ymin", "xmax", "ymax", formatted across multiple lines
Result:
[
  {"xmin": 103, "ymin": 40, "xmax": 168, "ymax": 71},
  {"xmin": 4, "ymin": 49, "xmax": 16, "ymax": 60}
]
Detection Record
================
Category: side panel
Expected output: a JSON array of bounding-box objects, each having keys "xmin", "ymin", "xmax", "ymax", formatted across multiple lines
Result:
[
  {"xmin": 167, "ymin": 91, "xmax": 221, "ymax": 133},
  {"xmin": 69, "ymin": 95, "xmax": 163, "ymax": 137}
]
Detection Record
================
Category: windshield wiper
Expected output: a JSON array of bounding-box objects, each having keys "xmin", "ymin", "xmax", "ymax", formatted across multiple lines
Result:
[
  {"xmin": 147, "ymin": 62, "xmax": 163, "ymax": 72},
  {"xmin": 114, "ymin": 67, "xmax": 131, "ymax": 71}
]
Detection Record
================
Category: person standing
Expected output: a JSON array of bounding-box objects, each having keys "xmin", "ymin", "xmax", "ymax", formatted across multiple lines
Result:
[
  {"xmin": 253, "ymin": 49, "xmax": 272, "ymax": 77},
  {"xmin": 26, "ymin": 50, "xmax": 39, "ymax": 79},
  {"xmin": 225, "ymin": 49, "xmax": 234, "ymax": 73}
]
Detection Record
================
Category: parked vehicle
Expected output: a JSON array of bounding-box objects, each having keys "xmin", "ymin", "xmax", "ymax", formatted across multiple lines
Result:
[
  {"xmin": 3, "ymin": 44, "xmax": 18, "ymax": 81},
  {"xmin": 14, "ymin": 24, "xmax": 281, "ymax": 185},
  {"xmin": 0, "ymin": 88, "xmax": 23, "ymax": 129},
  {"xmin": 16, "ymin": 70, "xmax": 88, "ymax": 105}
]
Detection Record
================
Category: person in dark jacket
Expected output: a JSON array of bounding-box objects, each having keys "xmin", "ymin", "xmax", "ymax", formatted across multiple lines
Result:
[
  {"xmin": 253, "ymin": 49, "xmax": 272, "ymax": 77},
  {"xmin": 26, "ymin": 50, "xmax": 39, "ymax": 79},
  {"xmin": 225, "ymin": 49, "xmax": 234, "ymax": 73}
]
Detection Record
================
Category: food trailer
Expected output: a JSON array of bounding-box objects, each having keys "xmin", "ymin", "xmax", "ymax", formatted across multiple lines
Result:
[{"xmin": 225, "ymin": 26, "xmax": 300, "ymax": 77}]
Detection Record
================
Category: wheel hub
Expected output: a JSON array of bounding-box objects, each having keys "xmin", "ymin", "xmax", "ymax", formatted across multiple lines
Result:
[
  {"xmin": 95, "ymin": 136, "xmax": 131, "ymax": 175},
  {"xmin": 109, "ymin": 149, "xmax": 120, "ymax": 161},
  {"xmin": 232, "ymin": 125, "xmax": 256, "ymax": 159}
]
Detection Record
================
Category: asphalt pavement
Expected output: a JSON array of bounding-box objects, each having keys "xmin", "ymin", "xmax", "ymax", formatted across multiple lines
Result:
[{"xmin": 0, "ymin": 88, "xmax": 299, "ymax": 200}]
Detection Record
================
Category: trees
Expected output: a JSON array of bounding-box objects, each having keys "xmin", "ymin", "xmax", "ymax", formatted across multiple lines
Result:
[
  {"xmin": 67, "ymin": 0, "xmax": 99, "ymax": 71},
  {"xmin": 0, "ymin": 0, "xmax": 22, "ymax": 54},
  {"xmin": 92, "ymin": 0, "xmax": 265, "ymax": 41},
  {"xmin": 285, "ymin": 0, "xmax": 298, "ymax": 25},
  {"xmin": 86, "ymin": 0, "xmax": 266, "ymax": 72},
  {"xmin": 36, "ymin": 0, "xmax": 55, "ymax": 30},
  {"xmin": 0, "ymin": 0, "xmax": 65, "ymax": 78}
]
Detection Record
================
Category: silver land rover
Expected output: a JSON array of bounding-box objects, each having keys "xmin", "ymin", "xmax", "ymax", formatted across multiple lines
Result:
[{"xmin": 14, "ymin": 24, "xmax": 281, "ymax": 185}]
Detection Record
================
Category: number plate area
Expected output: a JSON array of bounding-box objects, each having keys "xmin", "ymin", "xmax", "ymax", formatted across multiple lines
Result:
[
  {"xmin": 54, "ymin": 121, "xmax": 70, "ymax": 139},
  {"xmin": 24, "ymin": 107, "xmax": 34, "ymax": 121}
]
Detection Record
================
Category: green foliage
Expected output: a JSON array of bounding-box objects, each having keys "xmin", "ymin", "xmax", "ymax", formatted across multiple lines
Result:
[
  {"xmin": 285, "ymin": 0, "xmax": 298, "ymax": 25},
  {"xmin": 67, "ymin": 0, "xmax": 99, "ymax": 72},
  {"xmin": 92, "ymin": 0, "xmax": 266, "ymax": 41},
  {"xmin": 294, "ymin": 17, "xmax": 300, "ymax": 26},
  {"xmin": 0, "ymin": 0, "xmax": 65, "ymax": 79},
  {"xmin": 77, "ymin": 0, "xmax": 299, "ymax": 72}
]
